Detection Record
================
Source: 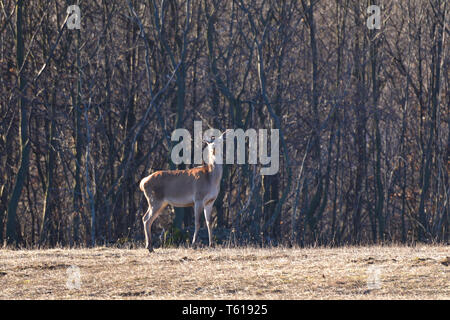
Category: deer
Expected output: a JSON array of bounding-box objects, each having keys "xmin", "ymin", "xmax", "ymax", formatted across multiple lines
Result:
[{"xmin": 139, "ymin": 131, "xmax": 228, "ymax": 253}]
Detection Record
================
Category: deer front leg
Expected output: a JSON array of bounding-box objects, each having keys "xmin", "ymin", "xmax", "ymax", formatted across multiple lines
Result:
[
  {"xmin": 192, "ymin": 201, "xmax": 203, "ymax": 247},
  {"xmin": 204, "ymin": 201, "xmax": 214, "ymax": 247}
]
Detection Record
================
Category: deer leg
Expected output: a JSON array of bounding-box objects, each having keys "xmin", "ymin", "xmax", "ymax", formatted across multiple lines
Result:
[
  {"xmin": 192, "ymin": 201, "xmax": 203, "ymax": 247},
  {"xmin": 142, "ymin": 208, "xmax": 152, "ymax": 251},
  {"xmin": 143, "ymin": 201, "xmax": 166, "ymax": 253},
  {"xmin": 204, "ymin": 201, "xmax": 214, "ymax": 247}
]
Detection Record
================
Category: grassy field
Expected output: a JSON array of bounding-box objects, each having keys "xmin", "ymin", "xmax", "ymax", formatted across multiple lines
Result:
[{"xmin": 0, "ymin": 245, "xmax": 448, "ymax": 299}]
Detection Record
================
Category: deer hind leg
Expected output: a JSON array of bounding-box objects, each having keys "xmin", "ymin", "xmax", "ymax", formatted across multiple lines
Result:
[
  {"xmin": 204, "ymin": 200, "xmax": 215, "ymax": 247},
  {"xmin": 142, "ymin": 199, "xmax": 166, "ymax": 253},
  {"xmin": 192, "ymin": 201, "xmax": 204, "ymax": 247},
  {"xmin": 142, "ymin": 208, "xmax": 152, "ymax": 250}
]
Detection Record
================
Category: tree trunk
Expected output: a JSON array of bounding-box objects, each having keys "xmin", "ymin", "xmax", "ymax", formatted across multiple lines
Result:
[{"xmin": 5, "ymin": 0, "xmax": 28, "ymax": 247}]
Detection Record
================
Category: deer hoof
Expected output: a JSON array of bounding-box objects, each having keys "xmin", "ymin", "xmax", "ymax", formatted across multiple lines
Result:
[{"xmin": 148, "ymin": 247, "xmax": 154, "ymax": 253}]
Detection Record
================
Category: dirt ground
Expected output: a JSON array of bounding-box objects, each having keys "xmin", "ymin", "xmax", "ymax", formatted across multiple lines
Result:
[{"xmin": 0, "ymin": 245, "xmax": 448, "ymax": 299}]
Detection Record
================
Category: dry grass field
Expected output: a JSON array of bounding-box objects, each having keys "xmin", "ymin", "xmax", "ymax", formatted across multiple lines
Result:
[{"xmin": 0, "ymin": 245, "xmax": 448, "ymax": 300}]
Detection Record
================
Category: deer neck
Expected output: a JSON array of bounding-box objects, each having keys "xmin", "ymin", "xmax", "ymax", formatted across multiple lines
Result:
[
  {"xmin": 212, "ymin": 163, "xmax": 223, "ymax": 181},
  {"xmin": 205, "ymin": 144, "xmax": 223, "ymax": 184}
]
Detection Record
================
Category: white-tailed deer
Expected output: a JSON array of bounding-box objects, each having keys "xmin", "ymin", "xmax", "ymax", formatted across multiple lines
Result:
[{"xmin": 139, "ymin": 132, "xmax": 227, "ymax": 252}]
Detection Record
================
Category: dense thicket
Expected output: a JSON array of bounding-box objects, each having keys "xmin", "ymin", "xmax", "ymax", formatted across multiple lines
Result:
[{"xmin": 0, "ymin": 0, "xmax": 448, "ymax": 247}]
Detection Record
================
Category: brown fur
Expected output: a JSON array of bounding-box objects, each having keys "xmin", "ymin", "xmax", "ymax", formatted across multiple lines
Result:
[
  {"xmin": 140, "ymin": 137, "xmax": 225, "ymax": 252},
  {"xmin": 140, "ymin": 164, "xmax": 222, "ymax": 252}
]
